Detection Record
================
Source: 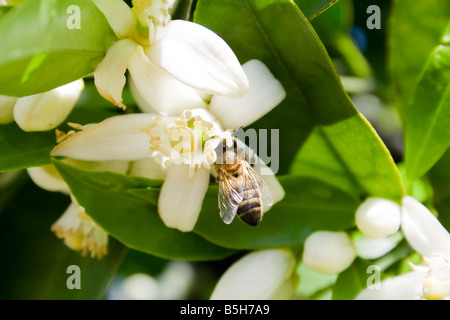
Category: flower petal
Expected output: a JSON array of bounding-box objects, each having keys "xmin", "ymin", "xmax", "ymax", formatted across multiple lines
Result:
[
  {"xmin": 92, "ymin": 0, "xmax": 134, "ymax": 38},
  {"xmin": 94, "ymin": 39, "xmax": 137, "ymax": 109},
  {"xmin": 302, "ymin": 231, "xmax": 356, "ymax": 275},
  {"xmin": 51, "ymin": 113, "xmax": 156, "ymax": 161},
  {"xmin": 147, "ymin": 20, "xmax": 249, "ymax": 98},
  {"xmin": 210, "ymin": 249, "xmax": 295, "ymax": 300},
  {"xmin": 128, "ymin": 46, "xmax": 207, "ymax": 116},
  {"xmin": 353, "ymin": 231, "xmax": 402, "ymax": 260},
  {"xmin": 128, "ymin": 75, "xmax": 156, "ymax": 114},
  {"xmin": 355, "ymin": 270, "xmax": 427, "ymax": 300},
  {"xmin": 0, "ymin": 95, "xmax": 17, "ymax": 124},
  {"xmin": 158, "ymin": 164, "xmax": 209, "ymax": 232},
  {"xmin": 27, "ymin": 165, "xmax": 71, "ymax": 194},
  {"xmin": 355, "ymin": 197, "xmax": 401, "ymax": 239},
  {"xmin": 401, "ymin": 196, "xmax": 450, "ymax": 257},
  {"xmin": 129, "ymin": 157, "xmax": 167, "ymax": 180},
  {"xmin": 210, "ymin": 59, "xmax": 286, "ymax": 129},
  {"xmin": 13, "ymin": 80, "xmax": 84, "ymax": 132}
]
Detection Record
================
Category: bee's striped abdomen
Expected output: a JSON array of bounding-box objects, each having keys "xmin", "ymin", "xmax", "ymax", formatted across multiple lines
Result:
[{"xmin": 237, "ymin": 184, "xmax": 262, "ymax": 226}]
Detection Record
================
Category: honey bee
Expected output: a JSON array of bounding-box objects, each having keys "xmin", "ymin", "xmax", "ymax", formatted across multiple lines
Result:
[{"xmin": 214, "ymin": 138, "xmax": 273, "ymax": 226}]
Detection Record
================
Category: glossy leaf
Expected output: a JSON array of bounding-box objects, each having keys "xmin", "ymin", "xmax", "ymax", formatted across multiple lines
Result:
[
  {"xmin": 193, "ymin": 176, "xmax": 358, "ymax": 250},
  {"xmin": 52, "ymin": 159, "xmax": 238, "ymax": 261},
  {"xmin": 0, "ymin": 124, "xmax": 56, "ymax": 172},
  {"xmin": 0, "ymin": 0, "xmax": 117, "ymax": 96},
  {"xmin": 294, "ymin": 0, "xmax": 339, "ymax": 21},
  {"xmin": 427, "ymin": 150, "xmax": 450, "ymax": 230},
  {"xmin": 0, "ymin": 179, "xmax": 126, "ymax": 299},
  {"xmin": 332, "ymin": 258, "xmax": 371, "ymax": 300},
  {"xmin": 311, "ymin": 0, "xmax": 372, "ymax": 80},
  {"xmin": 404, "ymin": 25, "xmax": 450, "ymax": 182},
  {"xmin": 389, "ymin": 0, "xmax": 450, "ymax": 126},
  {"xmin": 194, "ymin": 0, "xmax": 404, "ymax": 201},
  {"xmin": 289, "ymin": 126, "xmax": 359, "ymax": 196}
]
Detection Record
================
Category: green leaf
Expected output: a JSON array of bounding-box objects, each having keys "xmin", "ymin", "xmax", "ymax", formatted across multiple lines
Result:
[
  {"xmin": 310, "ymin": 0, "xmax": 372, "ymax": 80},
  {"xmin": 427, "ymin": 150, "xmax": 450, "ymax": 230},
  {"xmin": 0, "ymin": 179, "xmax": 126, "ymax": 299},
  {"xmin": 389, "ymin": 0, "xmax": 450, "ymax": 126},
  {"xmin": 0, "ymin": 81, "xmax": 122, "ymax": 172},
  {"xmin": 290, "ymin": 127, "xmax": 359, "ymax": 196},
  {"xmin": 193, "ymin": 176, "xmax": 358, "ymax": 250},
  {"xmin": 194, "ymin": 0, "xmax": 404, "ymax": 201},
  {"xmin": 0, "ymin": 0, "xmax": 117, "ymax": 96},
  {"xmin": 294, "ymin": 0, "xmax": 339, "ymax": 21},
  {"xmin": 0, "ymin": 123, "xmax": 56, "ymax": 172},
  {"xmin": 52, "ymin": 159, "xmax": 238, "ymax": 261},
  {"xmin": 331, "ymin": 258, "xmax": 371, "ymax": 300},
  {"xmin": 404, "ymin": 25, "xmax": 450, "ymax": 182}
]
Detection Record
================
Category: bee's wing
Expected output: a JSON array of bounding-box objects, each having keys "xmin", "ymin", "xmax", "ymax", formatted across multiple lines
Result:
[
  {"xmin": 218, "ymin": 173, "xmax": 242, "ymax": 224},
  {"xmin": 242, "ymin": 162, "xmax": 274, "ymax": 208}
]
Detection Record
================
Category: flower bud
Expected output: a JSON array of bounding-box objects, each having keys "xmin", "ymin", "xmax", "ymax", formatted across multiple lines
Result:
[
  {"xmin": 355, "ymin": 197, "xmax": 401, "ymax": 239},
  {"xmin": 13, "ymin": 79, "xmax": 84, "ymax": 132},
  {"xmin": 210, "ymin": 249, "xmax": 296, "ymax": 300},
  {"xmin": 352, "ymin": 231, "xmax": 401, "ymax": 259},
  {"xmin": 303, "ymin": 231, "xmax": 356, "ymax": 275},
  {"xmin": 27, "ymin": 165, "xmax": 71, "ymax": 194}
]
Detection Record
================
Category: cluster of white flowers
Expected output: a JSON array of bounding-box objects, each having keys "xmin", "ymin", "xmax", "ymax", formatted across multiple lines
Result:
[
  {"xmin": 9, "ymin": 0, "xmax": 286, "ymax": 257},
  {"xmin": 297, "ymin": 195, "xmax": 450, "ymax": 300}
]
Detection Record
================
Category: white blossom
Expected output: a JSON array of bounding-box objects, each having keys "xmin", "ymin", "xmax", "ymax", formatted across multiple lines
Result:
[
  {"xmin": 356, "ymin": 196, "xmax": 450, "ymax": 300},
  {"xmin": 93, "ymin": 0, "xmax": 248, "ymax": 112},
  {"xmin": 302, "ymin": 231, "xmax": 357, "ymax": 275},
  {"xmin": 355, "ymin": 197, "xmax": 401, "ymax": 239},
  {"xmin": 51, "ymin": 59, "xmax": 286, "ymax": 232},
  {"xmin": 210, "ymin": 249, "xmax": 296, "ymax": 300}
]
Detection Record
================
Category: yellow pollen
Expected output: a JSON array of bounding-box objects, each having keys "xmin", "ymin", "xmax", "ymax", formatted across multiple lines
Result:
[
  {"xmin": 142, "ymin": 122, "xmax": 158, "ymax": 132},
  {"xmin": 147, "ymin": 131, "xmax": 159, "ymax": 139},
  {"xmin": 67, "ymin": 122, "xmax": 83, "ymax": 130},
  {"xmin": 164, "ymin": 159, "xmax": 171, "ymax": 168},
  {"xmin": 157, "ymin": 145, "xmax": 171, "ymax": 156},
  {"xmin": 175, "ymin": 120, "xmax": 188, "ymax": 127},
  {"xmin": 184, "ymin": 110, "xmax": 192, "ymax": 119}
]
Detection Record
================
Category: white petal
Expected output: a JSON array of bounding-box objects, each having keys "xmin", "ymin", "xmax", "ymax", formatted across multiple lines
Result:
[
  {"xmin": 0, "ymin": 95, "xmax": 17, "ymax": 124},
  {"xmin": 401, "ymin": 196, "xmax": 450, "ymax": 257},
  {"xmin": 158, "ymin": 164, "xmax": 209, "ymax": 232},
  {"xmin": 210, "ymin": 249, "xmax": 295, "ymax": 300},
  {"xmin": 92, "ymin": 0, "xmax": 134, "ymax": 38},
  {"xmin": 128, "ymin": 75, "xmax": 156, "ymax": 113},
  {"xmin": 27, "ymin": 165, "xmax": 70, "ymax": 194},
  {"xmin": 355, "ymin": 197, "xmax": 401, "ymax": 239},
  {"xmin": 147, "ymin": 20, "xmax": 249, "ymax": 98},
  {"xmin": 13, "ymin": 80, "xmax": 84, "ymax": 132},
  {"xmin": 94, "ymin": 39, "xmax": 137, "ymax": 109},
  {"xmin": 303, "ymin": 231, "xmax": 356, "ymax": 275},
  {"xmin": 129, "ymin": 157, "xmax": 167, "ymax": 180},
  {"xmin": 210, "ymin": 59, "xmax": 286, "ymax": 129},
  {"xmin": 353, "ymin": 231, "xmax": 401, "ymax": 260},
  {"xmin": 51, "ymin": 114, "xmax": 156, "ymax": 161},
  {"xmin": 128, "ymin": 46, "xmax": 206, "ymax": 116},
  {"xmin": 121, "ymin": 273, "xmax": 161, "ymax": 300},
  {"xmin": 355, "ymin": 270, "xmax": 426, "ymax": 300}
]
